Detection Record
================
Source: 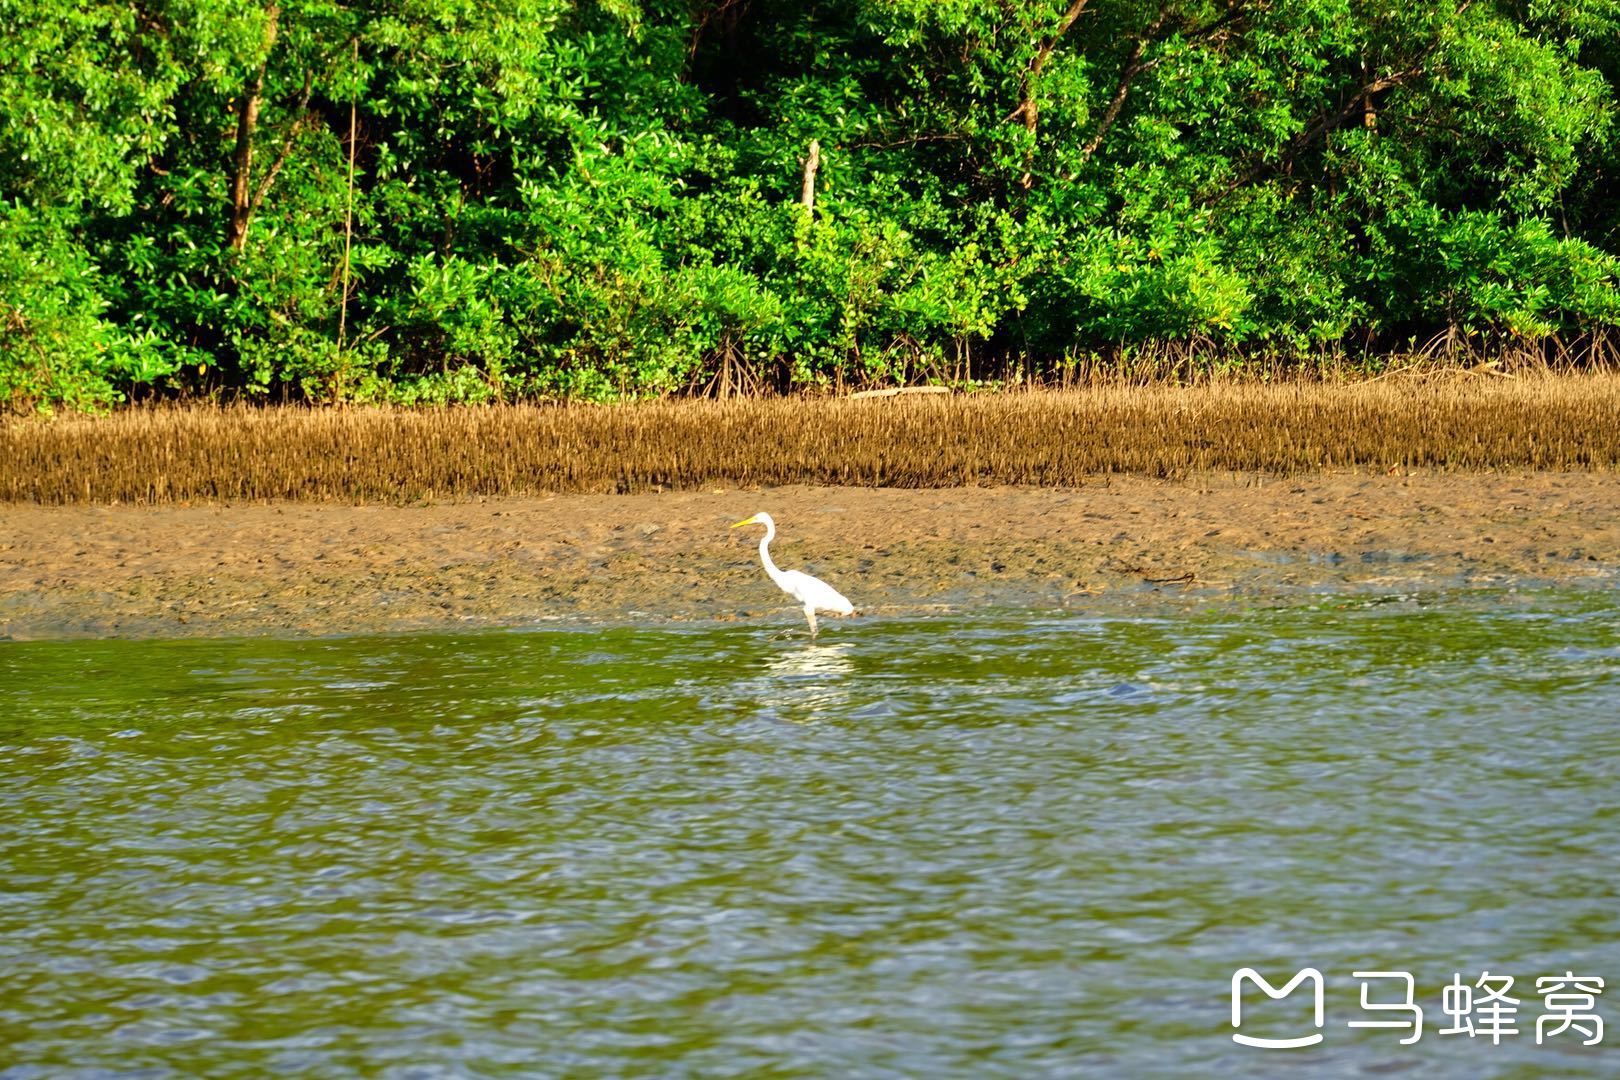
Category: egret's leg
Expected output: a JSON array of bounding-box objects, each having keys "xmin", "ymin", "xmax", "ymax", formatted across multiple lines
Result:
[{"xmin": 805, "ymin": 606, "xmax": 819, "ymax": 637}]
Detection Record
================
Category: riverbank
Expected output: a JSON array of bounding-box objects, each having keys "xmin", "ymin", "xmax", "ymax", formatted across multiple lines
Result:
[{"xmin": 3, "ymin": 472, "xmax": 1615, "ymax": 639}]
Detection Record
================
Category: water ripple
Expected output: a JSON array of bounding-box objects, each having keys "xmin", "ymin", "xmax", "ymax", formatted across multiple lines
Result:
[{"xmin": 2, "ymin": 592, "xmax": 1618, "ymax": 1075}]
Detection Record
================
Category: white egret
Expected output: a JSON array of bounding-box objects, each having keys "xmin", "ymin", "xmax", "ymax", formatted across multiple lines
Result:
[{"xmin": 730, "ymin": 511, "xmax": 855, "ymax": 637}]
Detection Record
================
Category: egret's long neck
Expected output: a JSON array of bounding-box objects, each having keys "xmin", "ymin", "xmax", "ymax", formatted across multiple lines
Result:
[{"xmin": 757, "ymin": 520, "xmax": 789, "ymax": 587}]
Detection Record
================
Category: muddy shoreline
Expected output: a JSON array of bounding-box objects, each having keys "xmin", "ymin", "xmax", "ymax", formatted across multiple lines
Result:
[{"xmin": 2, "ymin": 471, "xmax": 1616, "ymax": 640}]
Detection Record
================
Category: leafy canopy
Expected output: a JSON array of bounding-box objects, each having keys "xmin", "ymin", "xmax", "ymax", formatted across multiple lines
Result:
[{"xmin": 3, "ymin": 0, "xmax": 1619, "ymax": 408}]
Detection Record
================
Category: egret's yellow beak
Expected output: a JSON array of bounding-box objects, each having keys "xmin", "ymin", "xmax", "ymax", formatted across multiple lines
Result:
[{"xmin": 730, "ymin": 514, "xmax": 759, "ymax": 529}]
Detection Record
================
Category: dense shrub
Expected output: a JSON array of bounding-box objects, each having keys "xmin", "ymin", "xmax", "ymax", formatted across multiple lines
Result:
[{"xmin": 3, "ymin": 0, "xmax": 1619, "ymax": 409}]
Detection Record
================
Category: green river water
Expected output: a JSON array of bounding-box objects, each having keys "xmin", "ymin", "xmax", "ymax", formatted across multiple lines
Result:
[{"xmin": 3, "ymin": 592, "xmax": 1618, "ymax": 1077}]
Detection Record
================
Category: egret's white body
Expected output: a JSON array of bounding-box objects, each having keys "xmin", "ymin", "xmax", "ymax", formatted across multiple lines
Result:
[{"xmin": 731, "ymin": 512, "xmax": 855, "ymax": 636}]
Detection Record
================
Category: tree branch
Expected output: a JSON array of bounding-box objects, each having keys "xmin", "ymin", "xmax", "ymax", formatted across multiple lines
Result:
[
  {"xmin": 1204, "ymin": 1, "xmax": 1470, "ymax": 205},
  {"xmin": 1006, "ymin": 0, "xmax": 1091, "ymax": 127},
  {"xmin": 686, "ymin": 0, "xmax": 750, "ymax": 62},
  {"xmin": 249, "ymin": 69, "xmax": 313, "ymax": 221},
  {"xmin": 846, "ymin": 131, "xmax": 968, "ymax": 151},
  {"xmin": 1008, "ymin": 0, "xmax": 1093, "ymax": 188},
  {"xmin": 1019, "ymin": 2, "xmax": 1249, "ymax": 187},
  {"xmin": 1073, "ymin": 3, "xmax": 1244, "ymax": 167},
  {"xmin": 1207, "ymin": 62, "xmax": 1427, "ymax": 205},
  {"xmin": 1078, "ymin": 49, "xmax": 1160, "ymax": 162}
]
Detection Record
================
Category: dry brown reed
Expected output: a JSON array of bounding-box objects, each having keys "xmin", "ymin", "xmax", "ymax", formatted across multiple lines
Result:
[{"xmin": 3, "ymin": 374, "xmax": 1617, "ymax": 504}]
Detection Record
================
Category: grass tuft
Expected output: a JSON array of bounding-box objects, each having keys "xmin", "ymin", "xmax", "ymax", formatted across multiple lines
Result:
[{"xmin": 3, "ymin": 374, "xmax": 1617, "ymax": 504}]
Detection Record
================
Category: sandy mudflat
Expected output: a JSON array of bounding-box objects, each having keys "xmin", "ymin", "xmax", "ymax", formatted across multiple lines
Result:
[{"xmin": 1, "ymin": 471, "xmax": 1616, "ymax": 639}]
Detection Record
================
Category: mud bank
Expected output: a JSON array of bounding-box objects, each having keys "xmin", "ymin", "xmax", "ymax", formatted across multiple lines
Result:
[{"xmin": 2, "ymin": 472, "xmax": 1616, "ymax": 639}]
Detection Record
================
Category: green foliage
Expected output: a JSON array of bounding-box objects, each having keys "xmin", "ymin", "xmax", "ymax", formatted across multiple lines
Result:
[
  {"xmin": 3, "ymin": 0, "xmax": 1620, "ymax": 410},
  {"xmin": 0, "ymin": 206, "xmax": 190, "ymax": 411}
]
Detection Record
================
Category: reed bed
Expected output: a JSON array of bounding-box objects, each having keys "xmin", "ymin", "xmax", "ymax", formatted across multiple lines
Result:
[{"xmin": 3, "ymin": 375, "xmax": 1617, "ymax": 504}]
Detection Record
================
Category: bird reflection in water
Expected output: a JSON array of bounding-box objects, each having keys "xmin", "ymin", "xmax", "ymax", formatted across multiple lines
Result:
[{"xmin": 762, "ymin": 641, "xmax": 857, "ymax": 717}]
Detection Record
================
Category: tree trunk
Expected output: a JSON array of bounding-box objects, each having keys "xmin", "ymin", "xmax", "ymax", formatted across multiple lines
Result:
[
  {"xmin": 1361, "ymin": 57, "xmax": 1378, "ymax": 130},
  {"xmin": 800, "ymin": 139, "xmax": 820, "ymax": 213},
  {"xmin": 338, "ymin": 41, "xmax": 359, "ymax": 357},
  {"xmin": 1012, "ymin": 0, "xmax": 1092, "ymax": 188},
  {"xmin": 227, "ymin": 4, "xmax": 282, "ymax": 253}
]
